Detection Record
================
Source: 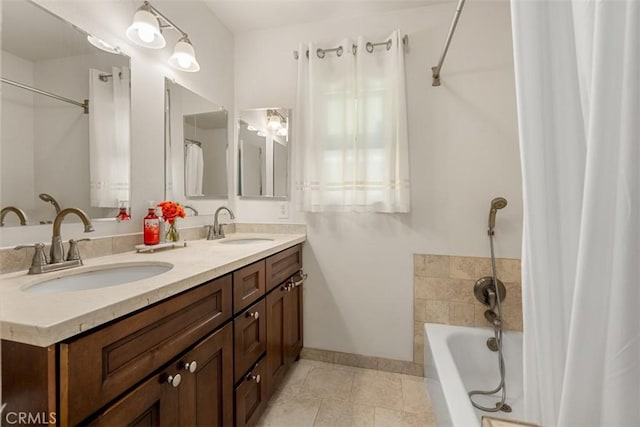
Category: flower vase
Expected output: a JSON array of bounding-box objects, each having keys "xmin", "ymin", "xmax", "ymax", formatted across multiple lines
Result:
[{"xmin": 166, "ymin": 221, "xmax": 180, "ymax": 242}]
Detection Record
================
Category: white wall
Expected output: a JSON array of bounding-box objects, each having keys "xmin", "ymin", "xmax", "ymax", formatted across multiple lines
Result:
[
  {"xmin": 233, "ymin": 1, "xmax": 522, "ymax": 360},
  {"xmin": 0, "ymin": 0, "xmax": 235, "ymax": 246},
  {"xmin": 1, "ymin": 52, "xmax": 35, "ymax": 222}
]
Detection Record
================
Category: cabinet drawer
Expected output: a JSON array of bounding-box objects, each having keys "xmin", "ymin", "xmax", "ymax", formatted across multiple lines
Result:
[
  {"xmin": 235, "ymin": 358, "xmax": 268, "ymax": 427},
  {"xmin": 233, "ymin": 260, "xmax": 266, "ymax": 313},
  {"xmin": 265, "ymin": 245, "xmax": 302, "ymax": 292},
  {"xmin": 234, "ymin": 299, "xmax": 266, "ymax": 382},
  {"xmin": 60, "ymin": 275, "xmax": 232, "ymax": 426}
]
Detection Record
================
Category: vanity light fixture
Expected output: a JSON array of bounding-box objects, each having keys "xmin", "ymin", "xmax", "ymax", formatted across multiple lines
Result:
[
  {"xmin": 87, "ymin": 35, "xmax": 121, "ymax": 54},
  {"xmin": 267, "ymin": 109, "xmax": 286, "ymax": 131},
  {"xmin": 127, "ymin": 1, "xmax": 200, "ymax": 72}
]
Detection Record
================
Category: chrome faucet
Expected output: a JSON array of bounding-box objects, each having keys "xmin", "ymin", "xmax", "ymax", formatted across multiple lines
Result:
[
  {"xmin": 50, "ymin": 208, "xmax": 94, "ymax": 263},
  {"xmin": 207, "ymin": 206, "xmax": 235, "ymax": 240},
  {"xmin": 0, "ymin": 206, "xmax": 28, "ymax": 226},
  {"xmin": 184, "ymin": 205, "xmax": 199, "ymax": 216}
]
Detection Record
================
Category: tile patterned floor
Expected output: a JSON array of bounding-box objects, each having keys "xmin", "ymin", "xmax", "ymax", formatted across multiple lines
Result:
[{"xmin": 256, "ymin": 360, "xmax": 437, "ymax": 427}]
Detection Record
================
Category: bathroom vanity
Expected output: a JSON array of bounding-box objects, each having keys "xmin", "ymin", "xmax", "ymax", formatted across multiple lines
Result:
[{"xmin": 1, "ymin": 234, "xmax": 304, "ymax": 427}]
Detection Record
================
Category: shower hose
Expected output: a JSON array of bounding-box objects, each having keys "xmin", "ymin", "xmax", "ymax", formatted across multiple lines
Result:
[{"xmin": 468, "ymin": 229, "xmax": 508, "ymax": 412}]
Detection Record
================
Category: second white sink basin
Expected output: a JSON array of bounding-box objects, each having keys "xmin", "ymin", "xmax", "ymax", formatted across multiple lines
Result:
[
  {"xmin": 23, "ymin": 262, "xmax": 174, "ymax": 294},
  {"xmin": 220, "ymin": 238, "xmax": 274, "ymax": 245}
]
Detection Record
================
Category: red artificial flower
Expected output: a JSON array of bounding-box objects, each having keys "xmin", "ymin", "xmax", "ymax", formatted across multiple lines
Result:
[{"xmin": 157, "ymin": 201, "xmax": 186, "ymax": 224}]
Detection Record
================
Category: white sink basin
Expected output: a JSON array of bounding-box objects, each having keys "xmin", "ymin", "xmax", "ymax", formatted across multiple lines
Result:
[
  {"xmin": 220, "ymin": 238, "xmax": 274, "ymax": 245},
  {"xmin": 23, "ymin": 262, "xmax": 173, "ymax": 294}
]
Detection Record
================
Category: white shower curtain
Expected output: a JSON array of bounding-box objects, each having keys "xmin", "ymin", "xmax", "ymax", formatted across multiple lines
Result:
[
  {"xmin": 185, "ymin": 142, "xmax": 204, "ymax": 197},
  {"xmin": 294, "ymin": 30, "xmax": 410, "ymax": 213},
  {"xmin": 511, "ymin": 1, "xmax": 639, "ymax": 426},
  {"xmin": 89, "ymin": 67, "xmax": 130, "ymax": 208}
]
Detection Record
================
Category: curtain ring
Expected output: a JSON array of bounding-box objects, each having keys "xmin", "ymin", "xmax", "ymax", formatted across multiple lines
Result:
[
  {"xmin": 336, "ymin": 46, "xmax": 343, "ymax": 57},
  {"xmin": 352, "ymin": 44, "xmax": 357, "ymax": 55},
  {"xmin": 316, "ymin": 48, "xmax": 325, "ymax": 59},
  {"xmin": 386, "ymin": 39, "xmax": 392, "ymax": 50},
  {"xmin": 366, "ymin": 42, "xmax": 374, "ymax": 53}
]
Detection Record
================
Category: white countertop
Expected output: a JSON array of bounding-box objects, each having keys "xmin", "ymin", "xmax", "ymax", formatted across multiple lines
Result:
[{"xmin": 0, "ymin": 233, "xmax": 305, "ymax": 347}]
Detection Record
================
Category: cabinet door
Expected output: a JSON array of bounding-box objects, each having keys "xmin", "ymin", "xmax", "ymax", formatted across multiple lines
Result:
[
  {"xmin": 286, "ymin": 275, "xmax": 304, "ymax": 365},
  {"xmin": 235, "ymin": 359, "xmax": 268, "ymax": 427},
  {"xmin": 87, "ymin": 367, "xmax": 180, "ymax": 427},
  {"xmin": 178, "ymin": 323, "xmax": 233, "ymax": 427},
  {"xmin": 234, "ymin": 300, "xmax": 267, "ymax": 382},
  {"xmin": 265, "ymin": 284, "xmax": 288, "ymax": 396}
]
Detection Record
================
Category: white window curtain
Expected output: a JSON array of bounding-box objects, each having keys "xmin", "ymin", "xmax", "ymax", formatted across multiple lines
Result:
[
  {"xmin": 511, "ymin": 1, "xmax": 639, "ymax": 426},
  {"xmin": 294, "ymin": 30, "xmax": 410, "ymax": 213},
  {"xmin": 89, "ymin": 66, "xmax": 130, "ymax": 208}
]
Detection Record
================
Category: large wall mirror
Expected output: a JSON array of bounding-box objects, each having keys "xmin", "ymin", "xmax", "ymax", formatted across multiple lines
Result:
[
  {"xmin": 164, "ymin": 79, "xmax": 228, "ymax": 203},
  {"xmin": 238, "ymin": 108, "xmax": 290, "ymax": 199},
  {"xmin": 1, "ymin": 0, "xmax": 131, "ymax": 227}
]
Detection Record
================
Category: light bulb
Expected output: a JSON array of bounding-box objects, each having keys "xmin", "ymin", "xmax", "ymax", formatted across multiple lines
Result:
[
  {"xmin": 178, "ymin": 55, "xmax": 191, "ymax": 69},
  {"xmin": 138, "ymin": 26, "xmax": 155, "ymax": 43}
]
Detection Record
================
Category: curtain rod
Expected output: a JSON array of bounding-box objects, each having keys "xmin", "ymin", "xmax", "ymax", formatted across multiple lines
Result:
[
  {"xmin": 1, "ymin": 77, "xmax": 89, "ymax": 114},
  {"xmin": 431, "ymin": 0, "xmax": 467, "ymax": 87},
  {"xmin": 293, "ymin": 34, "xmax": 409, "ymax": 60},
  {"xmin": 184, "ymin": 138, "xmax": 202, "ymax": 147}
]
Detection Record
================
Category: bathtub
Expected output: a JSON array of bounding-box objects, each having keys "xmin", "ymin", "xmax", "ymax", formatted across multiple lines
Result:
[{"xmin": 424, "ymin": 323, "xmax": 525, "ymax": 427}]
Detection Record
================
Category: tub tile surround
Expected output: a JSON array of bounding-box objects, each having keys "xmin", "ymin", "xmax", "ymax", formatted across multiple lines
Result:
[
  {"xmin": 413, "ymin": 254, "xmax": 522, "ymax": 364},
  {"xmin": 256, "ymin": 359, "xmax": 436, "ymax": 427},
  {"xmin": 0, "ymin": 223, "xmax": 305, "ymax": 274}
]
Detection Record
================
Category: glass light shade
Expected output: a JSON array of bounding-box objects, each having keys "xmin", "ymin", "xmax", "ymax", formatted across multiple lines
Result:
[
  {"xmin": 276, "ymin": 127, "xmax": 288, "ymax": 137},
  {"xmin": 267, "ymin": 114, "xmax": 282, "ymax": 130},
  {"xmin": 168, "ymin": 39, "xmax": 200, "ymax": 72},
  {"xmin": 126, "ymin": 7, "xmax": 166, "ymax": 48}
]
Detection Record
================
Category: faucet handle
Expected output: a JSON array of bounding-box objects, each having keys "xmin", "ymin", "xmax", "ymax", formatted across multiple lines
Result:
[
  {"xmin": 67, "ymin": 238, "xmax": 90, "ymax": 261},
  {"xmin": 204, "ymin": 225, "xmax": 215, "ymax": 240},
  {"xmin": 14, "ymin": 243, "xmax": 48, "ymax": 272}
]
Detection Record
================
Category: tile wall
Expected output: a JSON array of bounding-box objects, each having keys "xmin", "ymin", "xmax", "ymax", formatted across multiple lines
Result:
[{"xmin": 413, "ymin": 254, "xmax": 522, "ymax": 364}]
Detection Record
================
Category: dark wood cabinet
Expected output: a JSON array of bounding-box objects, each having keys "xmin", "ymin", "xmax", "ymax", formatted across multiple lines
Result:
[
  {"xmin": 178, "ymin": 323, "xmax": 234, "ymax": 427},
  {"xmin": 1, "ymin": 243, "xmax": 304, "ymax": 427},
  {"xmin": 234, "ymin": 300, "xmax": 267, "ymax": 382},
  {"xmin": 233, "ymin": 260, "xmax": 266, "ymax": 313},
  {"xmin": 87, "ymin": 366, "xmax": 180, "ymax": 427},
  {"xmin": 59, "ymin": 275, "xmax": 232, "ymax": 426},
  {"xmin": 234, "ymin": 358, "xmax": 268, "ymax": 427},
  {"xmin": 89, "ymin": 323, "xmax": 233, "ymax": 427},
  {"xmin": 265, "ymin": 269, "xmax": 305, "ymax": 395}
]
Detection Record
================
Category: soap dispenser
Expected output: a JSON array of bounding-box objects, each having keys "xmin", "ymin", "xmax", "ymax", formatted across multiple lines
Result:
[{"xmin": 143, "ymin": 201, "xmax": 160, "ymax": 245}]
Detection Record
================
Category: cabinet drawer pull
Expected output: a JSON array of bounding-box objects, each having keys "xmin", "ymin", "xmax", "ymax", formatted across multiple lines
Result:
[
  {"xmin": 282, "ymin": 283, "xmax": 293, "ymax": 292},
  {"xmin": 166, "ymin": 373, "xmax": 182, "ymax": 387},
  {"xmin": 250, "ymin": 374, "xmax": 261, "ymax": 384},
  {"xmin": 291, "ymin": 270, "xmax": 308, "ymax": 288},
  {"xmin": 247, "ymin": 311, "xmax": 260, "ymax": 320},
  {"xmin": 183, "ymin": 360, "xmax": 198, "ymax": 373}
]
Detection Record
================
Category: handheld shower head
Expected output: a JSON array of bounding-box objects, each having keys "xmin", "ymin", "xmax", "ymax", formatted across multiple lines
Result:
[
  {"xmin": 39, "ymin": 193, "xmax": 61, "ymax": 214},
  {"xmin": 488, "ymin": 197, "xmax": 508, "ymax": 234}
]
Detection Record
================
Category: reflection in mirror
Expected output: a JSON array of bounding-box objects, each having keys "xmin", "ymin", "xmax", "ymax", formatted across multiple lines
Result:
[
  {"xmin": 238, "ymin": 108, "xmax": 290, "ymax": 199},
  {"xmin": 1, "ymin": 0, "xmax": 131, "ymax": 227},
  {"xmin": 164, "ymin": 79, "xmax": 228, "ymax": 203}
]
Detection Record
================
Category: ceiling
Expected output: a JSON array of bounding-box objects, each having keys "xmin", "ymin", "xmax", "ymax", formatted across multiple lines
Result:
[{"xmin": 204, "ymin": 0, "xmax": 437, "ymax": 34}]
